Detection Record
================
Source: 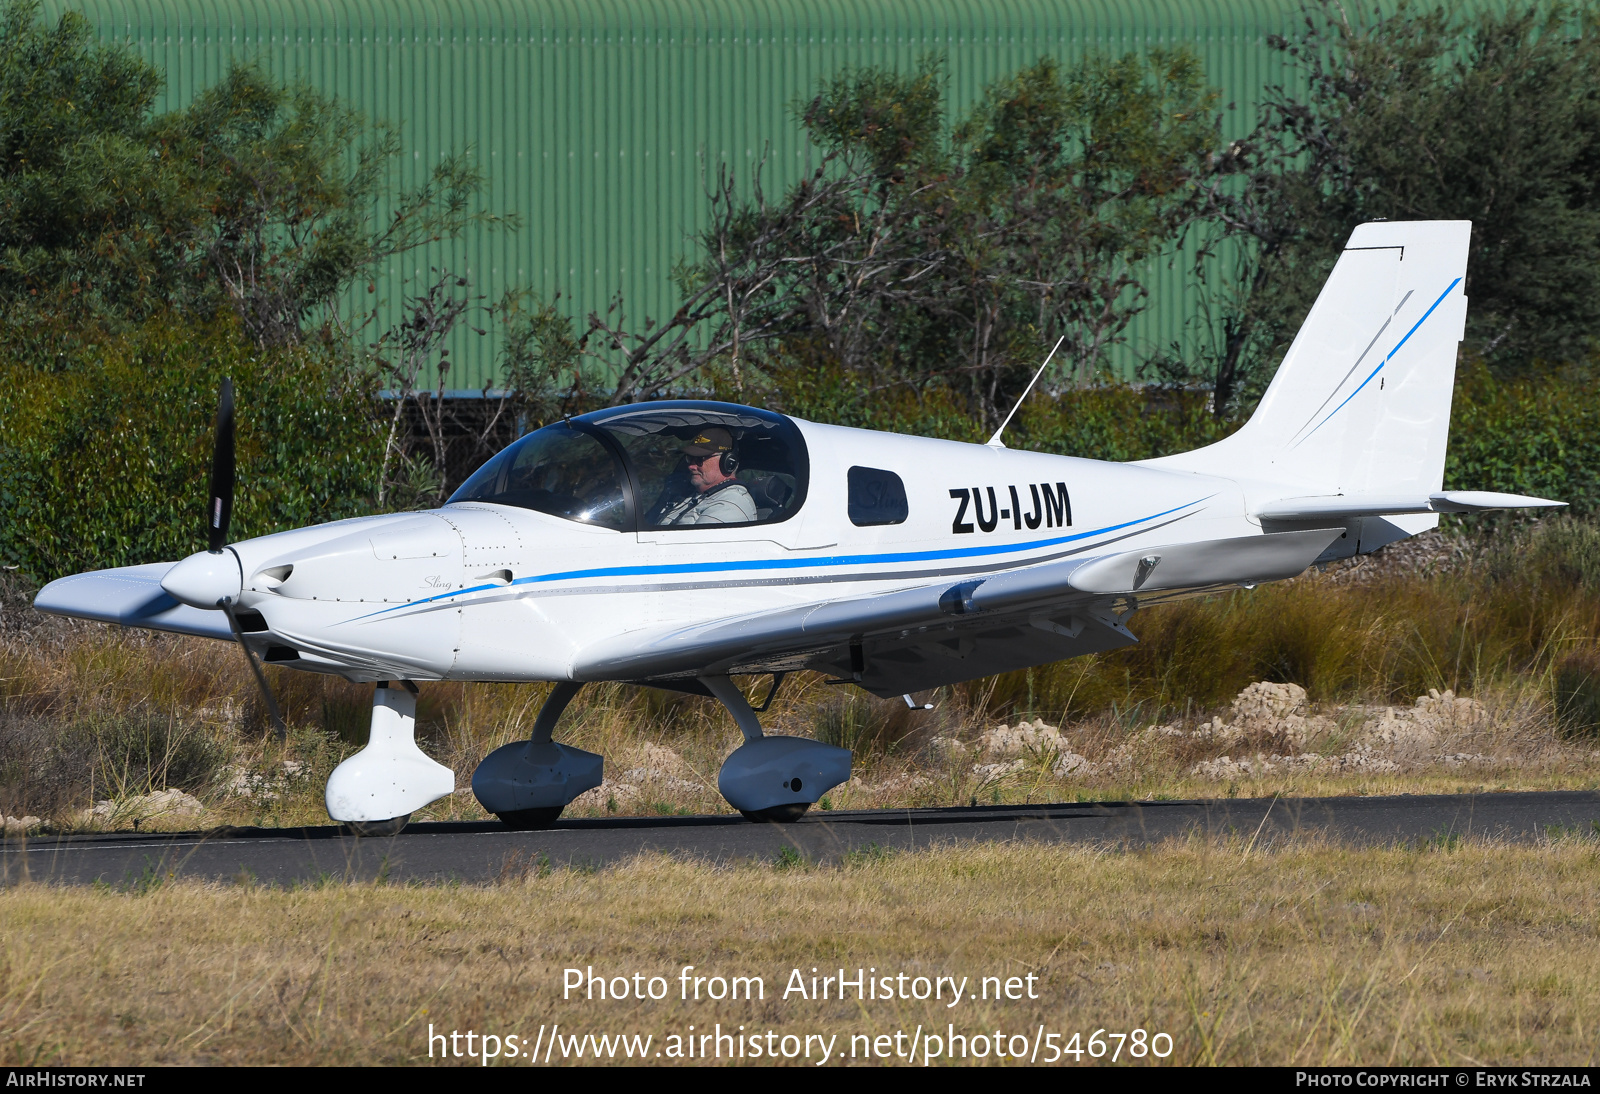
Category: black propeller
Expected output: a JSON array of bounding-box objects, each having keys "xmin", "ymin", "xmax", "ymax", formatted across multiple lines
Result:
[
  {"xmin": 208, "ymin": 377, "xmax": 287, "ymax": 742},
  {"xmin": 208, "ymin": 378, "xmax": 235, "ymax": 552}
]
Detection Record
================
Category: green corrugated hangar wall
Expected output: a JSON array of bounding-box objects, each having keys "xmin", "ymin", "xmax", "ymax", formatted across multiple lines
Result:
[{"xmin": 47, "ymin": 0, "xmax": 1314, "ymax": 391}]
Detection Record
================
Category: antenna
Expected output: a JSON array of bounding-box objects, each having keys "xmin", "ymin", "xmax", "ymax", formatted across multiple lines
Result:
[{"xmin": 986, "ymin": 335, "xmax": 1065, "ymax": 448}]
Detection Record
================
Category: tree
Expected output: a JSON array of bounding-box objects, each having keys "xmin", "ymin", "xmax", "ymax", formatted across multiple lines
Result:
[
  {"xmin": 945, "ymin": 52, "xmax": 1219, "ymax": 404},
  {"xmin": 0, "ymin": 0, "xmax": 505, "ymax": 346},
  {"xmin": 531, "ymin": 52, "xmax": 1223, "ymax": 430},
  {"xmin": 158, "ymin": 68, "xmax": 505, "ymax": 347},
  {"xmin": 0, "ymin": 0, "xmax": 520, "ymax": 569},
  {"xmin": 1188, "ymin": 0, "xmax": 1600, "ymax": 414},
  {"xmin": 0, "ymin": 0, "xmax": 168, "ymax": 321}
]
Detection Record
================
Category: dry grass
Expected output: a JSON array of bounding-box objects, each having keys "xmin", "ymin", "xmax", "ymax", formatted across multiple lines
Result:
[
  {"xmin": 1, "ymin": 518, "xmax": 1598, "ymax": 831},
  {"xmin": 2, "ymin": 641, "xmax": 1597, "ymax": 832},
  {"xmin": 1, "ymin": 836, "xmax": 1598, "ymax": 1065}
]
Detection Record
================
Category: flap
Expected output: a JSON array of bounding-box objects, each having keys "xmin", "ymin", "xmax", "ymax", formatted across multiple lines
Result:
[{"xmin": 1067, "ymin": 528, "xmax": 1343, "ymax": 594}]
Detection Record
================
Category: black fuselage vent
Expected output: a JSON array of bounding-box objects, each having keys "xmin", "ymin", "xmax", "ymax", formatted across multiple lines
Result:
[{"xmin": 233, "ymin": 610, "xmax": 270, "ymax": 633}]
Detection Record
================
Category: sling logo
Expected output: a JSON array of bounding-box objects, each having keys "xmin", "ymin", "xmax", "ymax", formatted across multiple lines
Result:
[{"xmin": 949, "ymin": 484, "xmax": 1072, "ymax": 534}]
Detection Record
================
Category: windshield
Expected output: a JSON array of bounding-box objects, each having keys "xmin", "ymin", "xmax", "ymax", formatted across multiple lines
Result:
[
  {"xmin": 447, "ymin": 423, "xmax": 630, "ymax": 530},
  {"xmin": 592, "ymin": 405, "xmax": 807, "ymax": 529}
]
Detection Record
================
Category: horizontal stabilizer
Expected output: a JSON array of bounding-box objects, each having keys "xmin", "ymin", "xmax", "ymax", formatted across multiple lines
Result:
[
  {"xmin": 1427, "ymin": 491, "xmax": 1567, "ymax": 514},
  {"xmin": 1257, "ymin": 491, "xmax": 1566, "ymax": 521},
  {"xmin": 33, "ymin": 563, "xmax": 234, "ymax": 641}
]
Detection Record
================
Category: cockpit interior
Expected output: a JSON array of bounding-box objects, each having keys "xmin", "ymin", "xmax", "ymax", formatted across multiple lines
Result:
[{"xmin": 447, "ymin": 401, "xmax": 810, "ymax": 531}]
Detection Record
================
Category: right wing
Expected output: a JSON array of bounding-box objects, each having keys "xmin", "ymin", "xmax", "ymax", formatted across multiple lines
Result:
[
  {"xmin": 33, "ymin": 563, "xmax": 235, "ymax": 641},
  {"xmin": 576, "ymin": 527, "xmax": 1342, "ymax": 698}
]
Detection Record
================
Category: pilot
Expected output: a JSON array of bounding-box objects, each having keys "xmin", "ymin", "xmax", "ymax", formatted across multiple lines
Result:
[{"xmin": 657, "ymin": 427, "xmax": 758, "ymax": 525}]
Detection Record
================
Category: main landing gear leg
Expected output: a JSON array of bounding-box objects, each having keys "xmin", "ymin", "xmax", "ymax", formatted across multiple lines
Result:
[
  {"xmin": 701, "ymin": 676, "xmax": 852, "ymax": 823},
  {"xmin": 326, "ymin": 682, "xmax": 455, "ymax": 836},
  {"xmin": 471, "ymin": 681, "xmax": 602, "ymax": 830}
]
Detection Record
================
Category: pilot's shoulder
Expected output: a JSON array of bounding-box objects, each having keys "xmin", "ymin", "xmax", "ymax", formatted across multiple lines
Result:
[
  {"xmin": 716, "ymin": 483, "xmax": 758, "ymax": 511},
  {"xmin": 695, "ymin": 484, "xmax": 758, "ymax": 521}
]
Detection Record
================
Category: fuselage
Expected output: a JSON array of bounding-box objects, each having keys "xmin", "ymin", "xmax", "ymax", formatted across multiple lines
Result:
[{"xmin": 221, "ymin": 404, "xmax": 1250, "ymax": 684}]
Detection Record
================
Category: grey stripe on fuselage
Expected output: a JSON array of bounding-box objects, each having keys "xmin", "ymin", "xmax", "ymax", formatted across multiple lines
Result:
[{"xmin": 341, "ymin": 510, "xmax": 1198, "ymax": 625}]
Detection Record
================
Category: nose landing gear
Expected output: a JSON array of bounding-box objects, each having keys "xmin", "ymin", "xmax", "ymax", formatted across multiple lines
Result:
[{"xmin": 325, "ymin": 682, "xmax": 455, "ymax": 835}]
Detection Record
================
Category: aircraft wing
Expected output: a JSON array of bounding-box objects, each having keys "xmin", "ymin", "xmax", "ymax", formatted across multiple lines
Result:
[
  {"xmin": 576, "ymin": 527, "xmax": 1342, "ymax": 698},
  {"xmin": 32, "ymin": 563, "xmax": 235, "ymax": 642}
]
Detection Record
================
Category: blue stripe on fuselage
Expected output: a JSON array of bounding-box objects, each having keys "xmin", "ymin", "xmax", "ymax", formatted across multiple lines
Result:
[{"xmin": 343, "ymin": 495, "xmax": 1211, "ymax": 622}]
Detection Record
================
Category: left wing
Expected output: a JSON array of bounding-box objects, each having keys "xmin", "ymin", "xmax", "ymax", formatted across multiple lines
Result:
[
  {"xmin": 33, "ymin": 563, "xmax": 235, "ymax": 642},
  {"xmin": 577, "ymin": 528, "xmax": 1342, "ymax": 698}
]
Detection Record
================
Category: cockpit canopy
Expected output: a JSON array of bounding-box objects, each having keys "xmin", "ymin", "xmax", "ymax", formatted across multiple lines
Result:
[{"xmin": 447, "ymin": 401, "xmax": 809, "ymax": 532}]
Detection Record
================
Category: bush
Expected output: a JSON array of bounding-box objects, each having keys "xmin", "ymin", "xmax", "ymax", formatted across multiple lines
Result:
[
  {"xmin": 811, "ymin": 691, "xmax": 916, "ymax": 758},
  {"xmin": 766, "ymin": 362, "xmax": 1232, "ymax": 460},
  {"xmin": 1446, "ymin": 363, "xmax": 1600, "ymax": 515},
  {"xmin": 0, "ymin": 709, "xmax": 232, "ymax": 819},
  {"xmin": 0, "ymin": 316, "xmax": 385, "ymax": 580},
  {"xmin": 1554, "ymin": 651, "xmax": 1600, "ymax": 738},
  {"xmin": 962, "ymin": 516, "xmax": 1600, "ymax": 721},
  {"xmin": 1014, "ymin": 386, "xmax": 1232, "ymax": 462}
]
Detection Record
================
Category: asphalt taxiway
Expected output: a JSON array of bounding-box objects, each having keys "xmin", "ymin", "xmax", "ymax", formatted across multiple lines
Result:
[{"xmin": 4, "ymin": 790, "xmax": 1597, "ymax": 887}]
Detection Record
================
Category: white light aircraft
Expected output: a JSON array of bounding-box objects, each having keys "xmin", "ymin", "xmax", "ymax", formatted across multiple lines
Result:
[{"xmin": 34, "ymin": 221, "xmax": 1563, "ymax": 831}]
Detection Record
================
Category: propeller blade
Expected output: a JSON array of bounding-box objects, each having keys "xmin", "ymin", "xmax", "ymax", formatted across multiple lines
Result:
[
  {"xmin": 208, "ymin": 378, "xmax": 236, "ymax": 552},
  {"xmin": 205, "ymin": 378, "xmax": 280, "ymax": 739},
  {"xmin": 223, "ymin": 603, "xmax": 287, "ymax": 743}
]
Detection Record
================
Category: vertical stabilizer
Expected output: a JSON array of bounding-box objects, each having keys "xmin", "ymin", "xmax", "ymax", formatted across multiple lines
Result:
[{"xmin": 1146, "ymin": 221, "xmax": 1471, "ymax": 503}]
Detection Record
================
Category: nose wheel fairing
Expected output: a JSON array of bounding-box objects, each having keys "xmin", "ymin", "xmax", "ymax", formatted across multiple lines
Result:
[{"xmin": 325, "ymin": 684, "xmax": 455, "ymax": 825}]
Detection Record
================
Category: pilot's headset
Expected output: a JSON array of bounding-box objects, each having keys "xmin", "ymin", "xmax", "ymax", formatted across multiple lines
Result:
[{"xmin": 686, "ymin": 427, "xmax": 739, "ymax": 477}]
